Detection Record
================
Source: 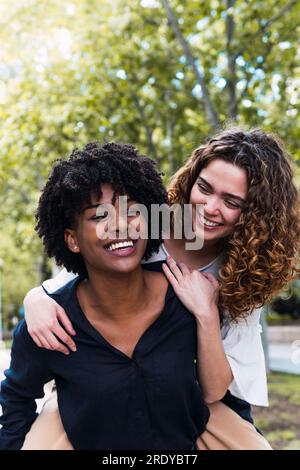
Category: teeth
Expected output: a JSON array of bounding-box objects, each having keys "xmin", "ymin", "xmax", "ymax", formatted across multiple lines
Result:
[
  {"xmin": 199, "ymin": 214, "xmax": 222, "ymax": 227},
  {"xmin": 107, "ymin": 240, "xmax": 134, "ymax": 251}
]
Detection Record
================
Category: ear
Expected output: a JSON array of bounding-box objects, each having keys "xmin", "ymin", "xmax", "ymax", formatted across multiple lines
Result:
[{"xmin": 64, "ymin": 229, "xmax": 80, "ymax": 253}]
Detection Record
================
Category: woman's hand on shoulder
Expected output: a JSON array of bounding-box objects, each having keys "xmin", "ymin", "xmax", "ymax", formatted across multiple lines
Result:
[
  {"xmin": 23, "ymin": 286, "xmax": 76, "ymax": 355},
  {"xmin": 162, "ymin": 256, "xmax": 220, "ymax": 324}
]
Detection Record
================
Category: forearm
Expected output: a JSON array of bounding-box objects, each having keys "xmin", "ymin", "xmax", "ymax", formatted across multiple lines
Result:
[
  {"xmin": 161, "ymin": 261, "xmax": 233, "ymax": 402},
  {"xmin": 23, "ymin": 269, "xmax": 76, "ymax": 307},
  {"xmin": 23, "ymin": 285, "xmax": 45, "ymax": 312},
  {"xmin": 42, "ymin": 267, "xmax": 77, "ymax": 294},
  {"xmin": 195, "ymin": 313, "xmax": 233, "ymax": 404}
]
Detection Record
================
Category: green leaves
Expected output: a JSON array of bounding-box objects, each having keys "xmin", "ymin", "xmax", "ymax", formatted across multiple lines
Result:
[{"xmin": 0, "ymin": 0, "xmax": 299, "ymax": 325}]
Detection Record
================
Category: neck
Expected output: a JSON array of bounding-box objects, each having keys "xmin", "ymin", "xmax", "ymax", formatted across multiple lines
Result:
[
  {"xmin": 164, "ymin": 234, "xmax": 224, "ymax": 270},
  {"xmin": 80, "ymin": 266, "xmax": 148, "ymax": 320}
]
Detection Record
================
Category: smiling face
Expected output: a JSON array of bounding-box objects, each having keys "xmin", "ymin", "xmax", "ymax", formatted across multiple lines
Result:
[
  {"xmin": 64, "ymin": 183, "xmax": 148, "ymax": 276},
  {"xmin": 189, "ymin": 158, "xmax": 248, "ymax": 244}
]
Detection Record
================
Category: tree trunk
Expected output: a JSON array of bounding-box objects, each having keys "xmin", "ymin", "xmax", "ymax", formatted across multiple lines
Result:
[
  {"xmin": 226, "ymin": 0, "xmax": 238, "ymax": 120},
  {"xmin": 160, "ymin": 0, "xmax": 220, "ymax": 131},
  {"xmin": 130, "ymin": 89, "xmax": 158, "ymax": 161}
]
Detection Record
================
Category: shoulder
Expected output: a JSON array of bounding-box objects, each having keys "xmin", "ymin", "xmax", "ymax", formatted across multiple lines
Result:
[
  {"xmin": 236, "ymin": 307, "xmax": 263, "ymax": 327},
  {"xmin": 222, "ymin": 307, "xmax": 263, "ymax": 329},
  {"xmin": 142, "ymin": 260, "xmax": 165, "ymax": 273},
  {"xmin": 47, "ymin": 276, "xmax": 83, "ymax": 308}
]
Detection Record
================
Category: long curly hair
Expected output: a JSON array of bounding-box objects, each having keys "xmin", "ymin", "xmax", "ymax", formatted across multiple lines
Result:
[{"xmin": 168, "ymin": 128, "xmax": 300, "ymax": 321}]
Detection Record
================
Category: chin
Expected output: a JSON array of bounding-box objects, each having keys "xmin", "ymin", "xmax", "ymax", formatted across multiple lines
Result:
[
  {"xmin": 203, "ymin": 231, "xmax": 226, "ymax": 242},
  {"xmin": 111, "ymin": 258, "xmax": 142, "ymax": 273}
]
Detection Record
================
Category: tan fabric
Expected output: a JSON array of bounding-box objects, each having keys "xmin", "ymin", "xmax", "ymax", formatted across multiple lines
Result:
[
  {"xmin": 22, "ymin": 390, "xmax": 271, "ymax": 450},
  {"xmin": 196, "ymin": 401, "xmax": 272, "ymax": 450},
  {"xmin": 22, "ymin": 391, "xmax": 73, "ymax": 450}
]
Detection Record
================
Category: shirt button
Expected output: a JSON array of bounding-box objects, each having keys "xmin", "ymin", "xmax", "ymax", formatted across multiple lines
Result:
[{"xmin": 137, "ymin": 409, "xmax": 143, "ymax": 417}]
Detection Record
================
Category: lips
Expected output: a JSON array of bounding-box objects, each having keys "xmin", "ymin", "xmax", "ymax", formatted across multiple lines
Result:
[
  {"xmin": 104, "ymin": 240, "xmax": 135, "ymax": 251},
  {"xmin": 103, "ymin": 239, "xmax": 138, "ymax": 257},
  {"xmin": 198, "ymin": 214, "xmax": 223, "ymax": 228}
]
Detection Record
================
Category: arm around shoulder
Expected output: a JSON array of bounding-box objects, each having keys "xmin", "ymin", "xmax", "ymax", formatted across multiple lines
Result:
[{"xmin": 23, "ymin": 281, "xmax": 76, "ymax": 354}]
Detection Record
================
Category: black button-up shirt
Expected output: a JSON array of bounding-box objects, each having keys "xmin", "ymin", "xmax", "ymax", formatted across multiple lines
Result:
[{"xmin": 0, "ymin": 276, "xmax": 209, "ymax": 450}]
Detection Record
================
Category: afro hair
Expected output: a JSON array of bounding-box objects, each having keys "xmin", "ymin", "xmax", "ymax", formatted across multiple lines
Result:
[{"xmin": 36, "ymin": 142, "xmax": 168, "ymax": 277}]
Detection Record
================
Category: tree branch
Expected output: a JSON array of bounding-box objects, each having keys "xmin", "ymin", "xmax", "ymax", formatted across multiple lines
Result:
[
  {"xmin": 129, "ymin": 86, "xmax": 158, "ymax": 161},
  {"xmin": 235, "ymin": 0, "xmax": 298, "ymax": 60},
  {"xmin": 160, "ymin": 0, "xmax": 220, "ymax": 130},
  {"xmin": 260, "ymin": 0, "xmax": 297, "ymax": 31},
  {"xmin": 225, "ymin": 0, "xmax": 238, "ymax": 120}
]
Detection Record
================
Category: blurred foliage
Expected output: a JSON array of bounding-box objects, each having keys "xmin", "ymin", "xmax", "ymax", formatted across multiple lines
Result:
[
  {"xmin": 253, "ymin": 373, "xmax": 300, "ymax": 450},
  {"xmin": 0, "ymin": 0, "xmax": 300, "ymax": 326},
  {"xmin": 269, "ymin": 278, "xmax": 300, "ymax": 322}
]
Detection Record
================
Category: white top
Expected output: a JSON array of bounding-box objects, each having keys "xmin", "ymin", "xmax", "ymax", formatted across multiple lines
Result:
[{"xmin": 43, "ymin": 244, "xmax": 268, "ymax": 407}]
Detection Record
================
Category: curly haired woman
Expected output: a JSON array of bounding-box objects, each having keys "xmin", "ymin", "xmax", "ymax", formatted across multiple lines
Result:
[{"xmin": 22, "ymin": 128, "xmax": 300, "ymax": 449}]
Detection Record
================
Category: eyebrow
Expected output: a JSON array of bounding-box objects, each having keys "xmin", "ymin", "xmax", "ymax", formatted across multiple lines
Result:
[
  {"xmin": 197, "ymin": 176, "xmax": 247, "ymax": 204},
  {"xmin": 83, "ymin": 203, "xmax": 101, "ymax": 210},
  {"xmin": 82, "ymin": 197, "xmax": 136, "ymax": 212}
]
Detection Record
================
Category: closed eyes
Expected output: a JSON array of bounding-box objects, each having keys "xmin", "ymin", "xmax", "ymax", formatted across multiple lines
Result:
[{"xmin": 197, "ymin": 182, "xmax": 243, "ymax": 210}]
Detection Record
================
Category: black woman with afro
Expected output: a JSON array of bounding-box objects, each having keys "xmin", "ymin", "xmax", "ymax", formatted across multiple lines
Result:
[{"xmin": 0, "ymin": 142, "xmax": 209, "ymax": 450}]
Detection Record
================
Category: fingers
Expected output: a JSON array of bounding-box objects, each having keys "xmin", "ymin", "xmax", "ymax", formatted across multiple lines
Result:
[
  {"xmin": 202, "ymin": 272, "xmax": 219, "ymax": 288},
  {"xmin": 166, "ymin": 255, "xmax": 183, "ymax": 282},
  {"xmin": 39, "ymin": 332, "xmax": 71, "ymax": 355},
  {"xmin": 27, "ymin": 312, "xmax": 77, "ymax": 355},
  {"xmin": 52, "ymin": 323, "xmax": 77, "ymax": 352},
  {"xmin": 201, "ymin": 272, "xmax": 211, "ymax": 281},
  {"xmin": 30, "ymin": 333, "xmax": 43, "ymax": 349},
  {"xmin": 36, "ymin": 333, "xmax": 57, "ymax": 351},
  {"xmin": 178, "ymin": 262, "xmax": 190, "ymax": 276},
  {"xmin": 162, "ymin": 262, "xmax": 179, "ymax": 288},
  {"xmin": 57, "ymin": 308, "xmax": 76, "ymax": 336}
]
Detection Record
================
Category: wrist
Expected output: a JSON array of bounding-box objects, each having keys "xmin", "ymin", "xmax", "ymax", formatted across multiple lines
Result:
[
  {"xmin": 23, "ymin": 286, "xmax": 44, "ymax": 310},
  {"xmin": 194, "ymin": 305, "xmax": 220, "ymax": 328}
]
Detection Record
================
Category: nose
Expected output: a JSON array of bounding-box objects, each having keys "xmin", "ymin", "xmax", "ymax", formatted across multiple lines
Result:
[
  {"xmin": 113, "ymin": 202, "xmax": 130, "ymax": 238},
  {"xmin": 116, "ymin": 211, "xmax": 129, "ymax": 235},
  {"xmin": 203, "ymin": 196, "xmax": 221, "ymax": 215}
]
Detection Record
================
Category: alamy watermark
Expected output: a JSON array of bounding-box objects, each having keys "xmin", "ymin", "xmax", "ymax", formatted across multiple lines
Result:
[{"xmin": 94, "ymin": 196, "xmax": 207, "ymax": 250}]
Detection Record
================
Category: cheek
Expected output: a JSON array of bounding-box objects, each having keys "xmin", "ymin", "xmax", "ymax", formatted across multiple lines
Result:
[
  {"xmin": 189, "ymin": 185, "xmax": 205, "ymax": 205},
  {"xmin": 77, "ymin": 223, "xmax": 100, "ymax": 247},
  {"xmin": 224, "ymin": 208, "xmax": 242, "ymax": 226},
  {"xmin": 139, "ymin": 239, "xmax": 148, "ymax": 256}
]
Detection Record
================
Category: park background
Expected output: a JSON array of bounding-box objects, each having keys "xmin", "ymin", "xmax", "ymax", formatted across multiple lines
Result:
[{"xmin": 0, "ymin": 0, "xmax": 299, "ymax": 450}]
